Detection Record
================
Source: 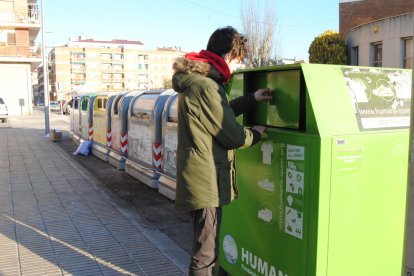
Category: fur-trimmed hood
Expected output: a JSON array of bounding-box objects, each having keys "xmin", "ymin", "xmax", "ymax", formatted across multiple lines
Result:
[
  {"xmin": 172, "ymin": 57, "xmax": 222, "ymax": 93},
  {"xmin": 173, "ymin": 57, "xmax": 211, "ymax": 76}
]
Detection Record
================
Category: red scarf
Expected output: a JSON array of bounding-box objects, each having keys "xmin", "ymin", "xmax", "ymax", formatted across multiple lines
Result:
[{"xmin": 185, "ymin": 50, "xmax": 231, "ymax": 84}]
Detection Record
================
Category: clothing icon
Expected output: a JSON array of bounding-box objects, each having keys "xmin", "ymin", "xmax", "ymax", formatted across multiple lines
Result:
[
  {"xmin": 258, "ymin": 208, "xmax": 273, "ymax": 223},
  {"xmin": 261, "ymin": 142, "xmax": 273, "ymax": 165},
  {"xmin": 258, "ymin": 178, "xmax": 275, "ymax": 192},
  {"xmin": 257, "ymin": 203, "xmax": 275, "ymax": 224}
]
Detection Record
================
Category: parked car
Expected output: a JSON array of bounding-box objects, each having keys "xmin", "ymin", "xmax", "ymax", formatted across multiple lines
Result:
[
  {"xmin": 50, "ymin": 101, "xmax": 61, "ymax": 111},
  {"xmin": 62, "ymin": 99, "xmax": 73, "ymax": 115},
  {"xmin": 0, "ymin": 97, "xmax": 8, "ymax": 123}
]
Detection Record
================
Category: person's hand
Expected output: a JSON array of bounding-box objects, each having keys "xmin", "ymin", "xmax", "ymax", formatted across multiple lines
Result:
[
  {"xmin": 252, "ymin": 125, "xmax": 266, "ymax": 135},
  {"xmin": 254, "ymin": 88, "xmax": 272, "ymax": 102}
]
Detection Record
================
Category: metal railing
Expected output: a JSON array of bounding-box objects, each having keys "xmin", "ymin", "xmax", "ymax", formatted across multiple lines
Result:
[{"xmin": 0, "ymin": 4, "xmax": 40, "ymax": 24}]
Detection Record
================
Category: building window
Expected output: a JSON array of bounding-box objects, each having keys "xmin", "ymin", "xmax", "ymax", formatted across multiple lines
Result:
[
  {"xmin": 403, "ymin": 37, "xmax": 413, "ymax": 69},
  {"xmin": 352, "ymin": 46, "xmax": 359, "ymax": 66},
  {"xmin": 371, "ymin": 42, "xmax": 382, "ymax": 67}
]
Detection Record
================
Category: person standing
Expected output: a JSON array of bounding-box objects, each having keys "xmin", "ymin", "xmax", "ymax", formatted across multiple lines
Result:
[{"xmin": 172, "ymin": 26, "xmax": 272, "ymax": 275}]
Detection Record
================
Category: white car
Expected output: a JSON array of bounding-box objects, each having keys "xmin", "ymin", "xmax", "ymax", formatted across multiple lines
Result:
[
  {"xmin": 0, "ymin": 97, "xmax": 8, "ymax": 123},
  {"xmin": 50, "ymin": 101, "xmax": 61, "ymax": 111}
]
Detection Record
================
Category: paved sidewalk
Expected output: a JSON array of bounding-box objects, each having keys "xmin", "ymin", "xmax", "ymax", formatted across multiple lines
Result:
[{"xmin": 0, "ymin": 126, "xmax": 188, "ymax": 275}]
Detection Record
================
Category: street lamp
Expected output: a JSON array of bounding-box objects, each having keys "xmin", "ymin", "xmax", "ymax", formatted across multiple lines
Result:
[{"xmin": 40, "ymin": 0, "xmax": 50, "ymax": 135}]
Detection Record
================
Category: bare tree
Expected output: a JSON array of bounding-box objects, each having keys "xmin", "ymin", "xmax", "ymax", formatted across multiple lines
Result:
[{"xmin": 240, "ymin": 0, "xmax": 280, "ymax": 68}]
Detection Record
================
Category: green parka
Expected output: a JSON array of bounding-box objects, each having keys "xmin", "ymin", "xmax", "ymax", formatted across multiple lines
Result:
[{"xmin": 172, "ymin": 57, "xmax": 261, "ymax": 211}]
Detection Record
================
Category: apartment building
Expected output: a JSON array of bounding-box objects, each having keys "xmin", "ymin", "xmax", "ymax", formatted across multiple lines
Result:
[
  {"xmin": 340, "ymin": 0, "xmax": 414, "ymax": 68},
  {"xmin": 48, "ymin": 37, "xmax": 185, "ymax": 102},
  {"xmin": 0, "ymin": 0, "xmax": 41, "ymax": 115}
]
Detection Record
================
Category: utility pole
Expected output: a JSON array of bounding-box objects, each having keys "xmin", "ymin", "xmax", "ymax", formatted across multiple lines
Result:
[
  {"xmin": 41, "ymin": 0, "xmax": 50, "ymax": 135},
  {"xmin": 404, "ymin": 32, "xmax": 414, "ymax": 276}
]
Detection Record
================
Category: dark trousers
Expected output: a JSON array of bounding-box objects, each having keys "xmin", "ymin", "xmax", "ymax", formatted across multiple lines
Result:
[{"xmin": 189, "ymin": 207, "xmax": 222, "ymax": 276}]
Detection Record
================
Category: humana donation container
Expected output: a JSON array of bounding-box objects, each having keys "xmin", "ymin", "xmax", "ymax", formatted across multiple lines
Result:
[
  {"xmin": 219, "ymin": 64, "xmax": 410, "ymax": 276},
  {"xmin": 125, "ymin": 89, "xmax": 174, "ymax": 189},
  {"xmin": 158, "ymin": 92, "xmax": 179, "ymax": 200}
]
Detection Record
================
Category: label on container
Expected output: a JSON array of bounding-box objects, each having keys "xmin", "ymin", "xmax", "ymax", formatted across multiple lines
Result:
[
  {"xmin": 342, "ymin": 68, "xmax": 411, "ymax": 130},
  {"xmin": 284, "ymin": 144, "xmax": 305, "ymax": 239}
]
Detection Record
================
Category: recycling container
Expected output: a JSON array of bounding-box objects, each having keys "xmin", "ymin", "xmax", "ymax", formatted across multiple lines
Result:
[
  {"xmin": 91, "ymin": 94, "xmax": 110, "ymax": 161},
  {"xmin": 108, "ymin": 91, "xmax": 137, "ymax": 170},
  {"xmin": 158, "ymin": 92, "xmax": 178, "ymax": 200},
  {"xmin": 79, "ymin": 95, "xmax": 92, "ymax": 141},
  {"xmin": 69, "ymin": 96, "xmax": 76, "ymax": 141},
  {"xmin": 69, "ymin": 95, "xmax": 83, "ymax": 145},
  {"xmin": 125, "ymin": 89, "xmax": 174, "ymax": 188},
  {"xmin": 219, "ymin": 64, "xmax": 410, "ymax": 276}
]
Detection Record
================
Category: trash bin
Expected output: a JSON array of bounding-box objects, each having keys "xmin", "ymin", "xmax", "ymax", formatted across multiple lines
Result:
[
  {"xmin": 108, "ymin": 91, "xmax": 137, "ymax": 170},
  {"xmin": 125, "ymin": 89, "xmax": 174, "ymax": 188},
  {"xmin": 91, "ymin": 94, "xmax": 110, "ymax": 161},
  {"xmin": 79, "ymin": 95, "xmax": 93, "ymax": 141},
  {"xmin": 158, "ymin": 92, "xmax": 178, "ymax": 200},
  {"xmin": 69, "ymin": 96, "xmax": 76, "ymax": 140},
  {"xmin": 69, "ymin": 95, "xmax": 83, "ymax": 145},
  {"xmin": 219, "ymin": 64, "xmax": 410, "ymax": 276}
]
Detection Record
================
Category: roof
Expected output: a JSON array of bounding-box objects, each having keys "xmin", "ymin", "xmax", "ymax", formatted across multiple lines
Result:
[{"xmin": 76, "ymin": 39, "xmax": 144, "ymax": 45}]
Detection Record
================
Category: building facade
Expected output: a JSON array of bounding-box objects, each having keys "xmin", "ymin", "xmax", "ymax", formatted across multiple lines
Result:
[
  {"xmin": 0, "ymin": 0, "xmax": 41, "ymax": 115},
  {"xmin": 339, "ymin": 0, "xmax": 414, "ymax": 37},
  {"xmin": 340, "ymin": 0, "xmax": 414, "ymax": 68},
  {"xmin": 48, "ymin": 37, "xmax": 185, "ymax": 101}
]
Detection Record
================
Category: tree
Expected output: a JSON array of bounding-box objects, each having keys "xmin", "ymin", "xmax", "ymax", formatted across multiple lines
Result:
[
  {"xmin": 240, "ymin": 0, "xmax": 280, "ymax": 68},
  {"xmin": 162, "ymin": 77, "xmax": 173, "ymax": 89},
  {"xmin": 308, "ymin": 30, "xmax": 347, "ymax": 65}
]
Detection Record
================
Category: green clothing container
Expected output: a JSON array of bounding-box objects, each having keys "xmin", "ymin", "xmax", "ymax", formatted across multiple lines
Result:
[{"xmin": 219, "ymin": 64, "xmax": 411, "ymax": 276}]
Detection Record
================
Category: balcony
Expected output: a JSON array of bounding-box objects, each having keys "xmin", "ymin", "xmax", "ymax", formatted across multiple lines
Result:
[
  {"xmin": 101, "ymin": 67, "xmax": 124, "ymax": 73},
  {"xmin": 71, "ymin": 78, "xmax": 86, "ymax": 82},
  {"xmin": 0, "ymin": 42, "xmax": 41, "ymax": 70},
  {"xmin": 0, "ymin": 42, "xmax": 40, "ymax": 57},
  {"xmin": 101, "ymin": 77, "xmax": 125, "ymax": 83},
  {"xmin": 71, "ymin": 67, "xmax": 86, "ymax": 73},
  {"xmin": 0, "ymin": 4, "xmax": 41, "ymax": 41},
  {"xmin": 0, "ymin": 4, "xmax": 40, "ymax": 24}
]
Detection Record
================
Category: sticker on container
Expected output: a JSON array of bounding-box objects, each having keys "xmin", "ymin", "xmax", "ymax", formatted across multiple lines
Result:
[
  {"xmin": 286, "ymin": 166, "xmax": 304, "ymax": 195},
  {"xmin": 342, "ymin": 68, "xmax": 411, "ymax": 130},
  {"xmin": 261, "ymin": 141, "xmax": 274, "ymax": 165},
  {"xmin": 287, "ymin": 145, "xmax": 304, "ymax": 160},
  {"xmin": 285, "ymin": 206, "xmax": 303, "ymax": 239},
  {"xmin": 284, "ymin": 144, "xmax": 305, "ymax": 239}
]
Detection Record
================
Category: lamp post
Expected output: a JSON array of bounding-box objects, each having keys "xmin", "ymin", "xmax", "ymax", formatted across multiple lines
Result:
[{"xmin": 40, "ymin": 0, "xmax": 50, "ymax": 135}]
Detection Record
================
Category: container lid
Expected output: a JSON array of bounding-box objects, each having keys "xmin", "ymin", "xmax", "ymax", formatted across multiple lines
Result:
[{"xmin": 132, "ymin": 94, "xmax": 159, "ymax": 115}]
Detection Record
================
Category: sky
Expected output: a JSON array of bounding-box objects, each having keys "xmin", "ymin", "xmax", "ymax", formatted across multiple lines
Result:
[{"xmin": 41, "ymin": 0, "xmax": 339, "ymax": 62}]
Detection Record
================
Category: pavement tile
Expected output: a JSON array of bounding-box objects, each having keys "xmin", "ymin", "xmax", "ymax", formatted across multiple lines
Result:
[
  {"xmin": 0, "ymin": 268, "xmax": 20, "ymax": 276},
  {"xmin": 0, "ymin": 126, "xmax": 187, "ymax": 276},
  {"xmin": 62, "ymin": 268, "xmax": 102, "ymax": 276}
]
